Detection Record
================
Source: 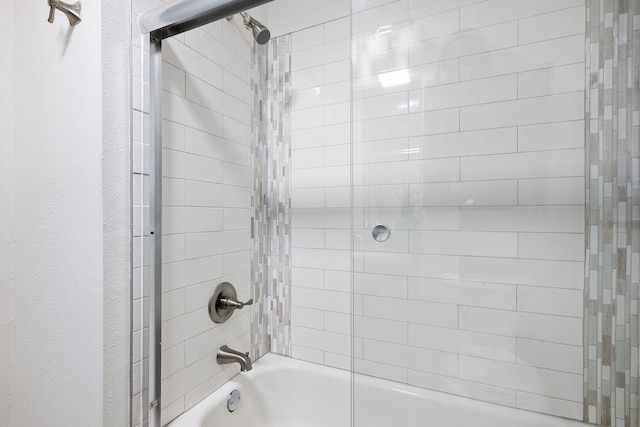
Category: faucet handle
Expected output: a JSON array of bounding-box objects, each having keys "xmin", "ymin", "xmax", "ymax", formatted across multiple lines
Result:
[
  {"xmin": 209, "ymin": 282, "xmax": 253, "ymax": 323},
  {"xmin": 47, "ymin": 0, "xmax": 82, "ymax": 26},
  {"xmin": 218, "ymin": 297, "xmax": 253, "ymax": 310},
  {"xmin": 48, "ymin": 0, "xmax": 57, "ymax": 23}
]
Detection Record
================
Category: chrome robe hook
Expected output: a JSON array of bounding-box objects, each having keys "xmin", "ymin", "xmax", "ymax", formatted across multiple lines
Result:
[{"xmin": 47, "ymin": 0, "xmax": 82, "ymax": 26}]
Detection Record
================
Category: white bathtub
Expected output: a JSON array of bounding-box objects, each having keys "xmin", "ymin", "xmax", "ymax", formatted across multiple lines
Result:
[{"xmin": 167, "ymin": 353, "xmax": 588, "ymax": 427}]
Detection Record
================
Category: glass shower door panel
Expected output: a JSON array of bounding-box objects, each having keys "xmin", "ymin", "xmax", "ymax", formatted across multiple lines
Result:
[
  {"xmin": 351, "ymin": 0, "xmax": 586, "ymax": 424},
  {"xmin": 159, "ymin": 22, "xmax": 253, "ymax": 424}
]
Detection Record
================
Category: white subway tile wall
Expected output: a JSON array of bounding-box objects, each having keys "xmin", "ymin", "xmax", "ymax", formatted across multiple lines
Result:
[
  {"xmin": 158, "ymin": 20, "xmax": 254, "ymax": 425},
  {"xmin": 288, "ymin": 0, "xmax": 585, "ymax": 422}
]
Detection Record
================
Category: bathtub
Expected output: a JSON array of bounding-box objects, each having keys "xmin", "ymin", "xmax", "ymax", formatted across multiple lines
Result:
[{"xmin": 167, "ymin": 353, "xmax": 588, "ymax": 427}]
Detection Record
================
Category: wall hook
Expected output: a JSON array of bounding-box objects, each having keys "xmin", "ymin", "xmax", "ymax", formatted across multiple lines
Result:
[{"xmin": 47, "ymin": 0, "xmax": 82, "ymax": 26}]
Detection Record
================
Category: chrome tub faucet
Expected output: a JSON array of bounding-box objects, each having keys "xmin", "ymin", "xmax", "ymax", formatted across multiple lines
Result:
[{"xmin": 217, "ymin": 345, "xmax": 252, "ymax": 372}]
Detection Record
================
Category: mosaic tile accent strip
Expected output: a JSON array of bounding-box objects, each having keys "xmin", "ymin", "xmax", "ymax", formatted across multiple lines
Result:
[
  {"xmin": 251, "ymin": 35, "xmax": 292, "ymax": 360},
  {"xmin": 585, "ymin": 1, "xmax": 640, "ymax": 425}
]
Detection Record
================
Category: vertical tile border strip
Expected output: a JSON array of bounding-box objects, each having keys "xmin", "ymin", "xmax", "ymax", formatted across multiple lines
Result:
[
  {"xmin": 269, "ymin": 35, "xmax": 292, "ymax": 357},
  {"xmin": 585, "ymin": 1, "xmax": 640, "ymax": 426},
  {"xmin": 250, "ymin": 38, "xmax": 268, "ymax": 360},
  {"xmin": 251, "ymin": 35, "xmax": 292, "ymax": 360}
]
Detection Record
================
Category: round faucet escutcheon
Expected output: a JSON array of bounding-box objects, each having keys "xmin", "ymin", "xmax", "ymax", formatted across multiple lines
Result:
[{"xmin": 208, "ymin": 282, "xmax": 254, "ymax": 323}]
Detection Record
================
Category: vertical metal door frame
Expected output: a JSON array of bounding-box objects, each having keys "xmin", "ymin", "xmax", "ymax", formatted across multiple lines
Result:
[{"xmin": 148, "ymin": 31, "xmax": 163, "ymax": 427}]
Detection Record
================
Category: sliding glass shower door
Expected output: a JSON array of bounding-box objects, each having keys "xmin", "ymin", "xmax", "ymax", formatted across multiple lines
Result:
[
  {"xmin": 156, "ymin": 19, "xmax": 255, "ymax": 425},
  {"xmin": 351, "ymin": 0, "xmax": 587, "ymax": 423},
  {"xmin": 139, "ymin": 0, "xmax": 639, "ymax": 425}
]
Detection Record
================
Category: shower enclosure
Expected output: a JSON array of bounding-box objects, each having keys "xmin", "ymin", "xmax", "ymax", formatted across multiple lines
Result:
[{"xmin": 131, "ymin": 0, "xmax": 640, "ymax": 426}]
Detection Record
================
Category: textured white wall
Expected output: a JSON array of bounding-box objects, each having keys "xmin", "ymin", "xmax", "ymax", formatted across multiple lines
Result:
[
  {"xmin": 1, "ymin": 1, "xmax": 131, "ymax": 426},
  {"xmin": 0, "ymin": 0, "xmax": 15, "ymax": 423},
  {"xmin": 102, "ymin": 0, "xmax": 132, "ymax": 425},
  {"xmin": 10, "ymin": 0, "xmax": 104, "ymax": 424}
]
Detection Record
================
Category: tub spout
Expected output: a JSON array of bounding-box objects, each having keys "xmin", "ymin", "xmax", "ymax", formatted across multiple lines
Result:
[{"xmin": 217, "ymin": 345, "xmax": 252, "ymax": 372}]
